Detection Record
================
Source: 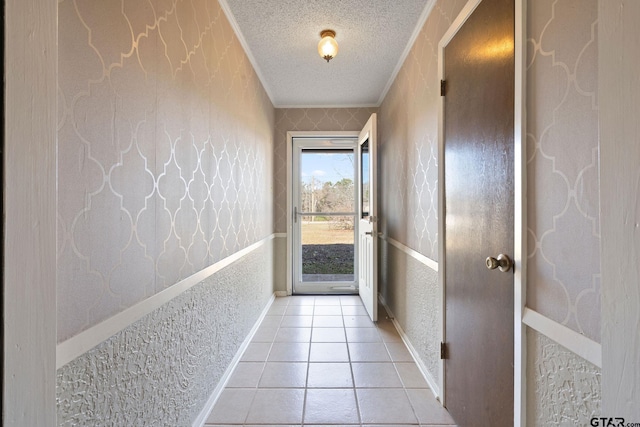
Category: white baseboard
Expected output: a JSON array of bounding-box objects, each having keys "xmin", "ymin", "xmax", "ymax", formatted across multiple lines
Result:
[
  {"xmin": 378, "ymin": 295, "xmax": 441, "ymax": 400},
  {"xmin": 192, "ymin": 293, "xmax": 276, "ymax": 427}
]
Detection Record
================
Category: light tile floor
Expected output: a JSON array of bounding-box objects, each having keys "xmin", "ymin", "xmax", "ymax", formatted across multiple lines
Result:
[{"xmin": 205, "ymin": 295, "xmax": 456, "ymax": 426}]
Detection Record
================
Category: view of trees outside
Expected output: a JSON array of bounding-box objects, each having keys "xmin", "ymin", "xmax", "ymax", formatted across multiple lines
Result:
[
  {"xmin": 300, "ymin": 177, "xmax": 355, "ymax": 228},
  {"xmin": 300, "ymin": 151, "xmax": 356, "ymax": 227}
]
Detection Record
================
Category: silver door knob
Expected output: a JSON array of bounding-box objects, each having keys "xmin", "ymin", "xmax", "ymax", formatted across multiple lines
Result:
[{"xmin": 485, "ymin": 254, "xmax": 513, "ymax": 272}]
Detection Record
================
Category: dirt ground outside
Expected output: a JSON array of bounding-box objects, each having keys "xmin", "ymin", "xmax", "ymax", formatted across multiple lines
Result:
[{"xmin": 301, "ymin": 221, "xmax": 354, "ymax": 275}]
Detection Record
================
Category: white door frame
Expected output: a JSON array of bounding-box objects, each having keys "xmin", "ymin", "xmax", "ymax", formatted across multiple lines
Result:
[
  {"xmin": 356, "ymin": 114, "xmax": 378, "ymax": 322},
  {"xmin": 286, "ymin": 131, "xmax": 360, "ymax": 296},
  {"xmin": 437, "ymin": 0, "xmax": 526, "ymax": 424}
]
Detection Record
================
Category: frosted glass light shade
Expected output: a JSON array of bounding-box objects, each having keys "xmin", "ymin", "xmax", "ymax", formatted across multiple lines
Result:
[{"xmin": 318, "ymin": 30, "xmax": 338, "ymax": 62}]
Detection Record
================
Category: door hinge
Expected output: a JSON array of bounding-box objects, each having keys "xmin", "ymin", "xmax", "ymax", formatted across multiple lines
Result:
[
  {"xmin": 440, "ymin": 80, "xmax": 446, "ymax": 96},
  {"xmin": 440, "ymin": 342, "xmax": 448, "ymax": 359}
]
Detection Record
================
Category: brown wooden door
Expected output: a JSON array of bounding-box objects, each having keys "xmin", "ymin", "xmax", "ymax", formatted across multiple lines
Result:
[{"xmin": 443, "ymin": 0, "xmax": 515, "ymax": 425}]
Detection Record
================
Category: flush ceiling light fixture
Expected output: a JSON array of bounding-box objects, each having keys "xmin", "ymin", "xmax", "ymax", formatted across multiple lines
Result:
[{"xmin": 318, "ymin": 29, "xmax": 338, "ymax": 62}]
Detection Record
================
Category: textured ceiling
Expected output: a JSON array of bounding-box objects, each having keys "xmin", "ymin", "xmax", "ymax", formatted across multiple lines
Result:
[{"xmin": 220, "ymin": 0, "xmax": 432, "ymax": 107}]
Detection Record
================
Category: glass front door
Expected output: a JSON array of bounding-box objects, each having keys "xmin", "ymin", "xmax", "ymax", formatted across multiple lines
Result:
[{"xmin": 292, "ymin": 138, "xmax": 358, "ymax": 294}]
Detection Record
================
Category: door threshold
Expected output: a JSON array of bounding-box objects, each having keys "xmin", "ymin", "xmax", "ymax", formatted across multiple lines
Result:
[{"xmin": 293, "ymin": 286, "xmax": 358, "ymax": 296}]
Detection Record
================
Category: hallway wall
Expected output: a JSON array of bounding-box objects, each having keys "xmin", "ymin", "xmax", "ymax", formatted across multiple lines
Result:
[
  {"xmin": 56, "ymin": 0, "xmax": 275, "ymax": 424},
  {"xmin": 599, "ymin": 0, "xmax": 640, "ymax": 418},
  {"xmin": 525, "ymin": 1, "xmax": 601, "ymax": 424},
  {"xmin": 377, "ymin": 0, "xmax": 602, "ymax": 422}
]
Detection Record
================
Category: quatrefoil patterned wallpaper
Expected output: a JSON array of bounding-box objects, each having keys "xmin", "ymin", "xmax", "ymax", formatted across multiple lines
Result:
[
  {"xmin": 526, "ymin": 0, "xmax": 600, "ymax": 342},
  {"xmin": 379, "ymin": 0, "xmax": 467, "ymax": 261},
  {"xmin": 57, "ymin": 0, "xmax": 274, "ymax": 342}
]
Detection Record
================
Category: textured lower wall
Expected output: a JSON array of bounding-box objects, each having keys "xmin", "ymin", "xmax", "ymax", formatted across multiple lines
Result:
[
  {"xmin": 56, "ymin": 243, "xmax": 274, "ymax": 426},
  {"xmin": 379, "ymin": 239, "xmax": 440, "ymax": 384},
  {"xmin": 527, "ymin": 328, "xmax": 601, "ymax": 426}
]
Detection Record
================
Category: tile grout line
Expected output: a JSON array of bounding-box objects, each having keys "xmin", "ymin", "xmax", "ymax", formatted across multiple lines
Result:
[
  {"xmin": 301, "ymin": 306, "xmax": 311, "ymax": 427},
  {"xmin": 344, "ymin": 310, "xmax": 364, "ymax": 426}
]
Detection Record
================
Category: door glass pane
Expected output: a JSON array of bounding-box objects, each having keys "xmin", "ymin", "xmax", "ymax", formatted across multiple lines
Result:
[
  {"xmin": 295, "ymin": 143, "xmax": 357, "ymax": 290},
  {"xmin": 301, "ymin": 215, "xmax": 355, "ymax": 282},
  {"xmin": 301, "ymin": 150, "xmax": 355, "ymax": 213},
  {"xmin": 360, "ymin": 140, "xmax": 370, "ymax": 217}
]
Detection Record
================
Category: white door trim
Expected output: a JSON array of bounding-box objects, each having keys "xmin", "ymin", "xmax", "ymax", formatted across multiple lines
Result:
[
  {"xmin": 357, "ymin": 113, "xmax": 378, "ymax": 322},
  {"xmin": 286, "ymin": 131, "xmax": 360, "ymax": 295},
  {"xmin": 514, "ymin": 0, "xmax": 528, "ymax": 424},
  {"xmin": 437, "ymin": 0, "xmax": 527, "ymax": 424}
]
